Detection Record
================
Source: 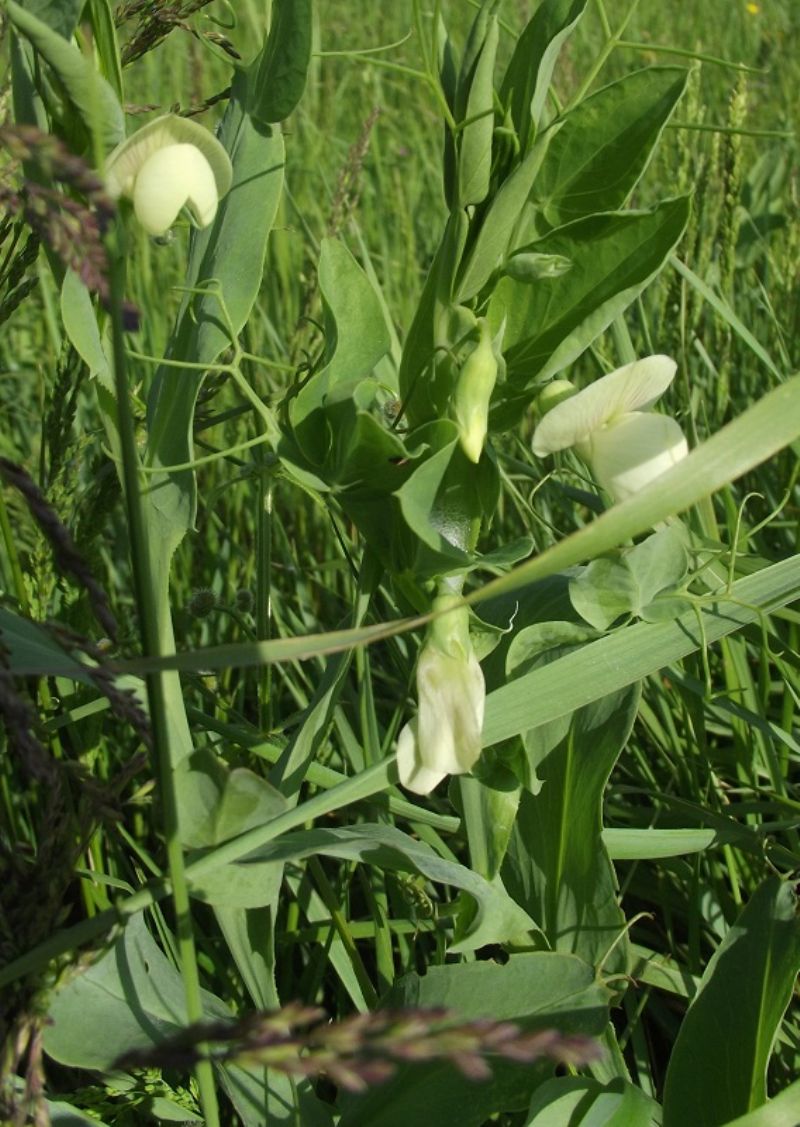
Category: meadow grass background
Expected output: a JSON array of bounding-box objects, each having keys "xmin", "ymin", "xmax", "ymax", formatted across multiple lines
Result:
[{"xmin": 1, "ymin": 0, "xmax": 799, "ymax": 1121}]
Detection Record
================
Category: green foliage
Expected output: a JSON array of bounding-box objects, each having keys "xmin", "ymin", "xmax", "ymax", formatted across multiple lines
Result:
[
  {"xmin": 662, "ymin": 879, "xmax": 800, "ymax": 1126},
  {"xmin": 1, "ymin": 0, "xmax": 799, "ymax": 1123}
]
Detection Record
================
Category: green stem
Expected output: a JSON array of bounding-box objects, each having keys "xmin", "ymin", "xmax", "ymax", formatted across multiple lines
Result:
[
  {"xmin": 570, "ymin": 0, "xmax": 642, "ymax": 107},
  {"xmin": 105, "ymin": 229, "xmax": 220, "ymax": 1127}
]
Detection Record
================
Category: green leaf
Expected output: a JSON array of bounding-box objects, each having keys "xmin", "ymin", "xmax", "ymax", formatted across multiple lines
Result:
[
  {"xmin": 179, "ymin": 754, "xmax": 287, "ymax": 908},
  {"xmin": 457, "ymin": 15, "xmax": 498, "ymax": 206},
  {"xmin": 16, "ymin": 0, "xmax": 83, "ymax": 38},
  {"xmin": 488, "ymin": 197, "xmax": 690, "ymax": 422},
  {"xmin": 534, "ymin": 67, "xmax": 689, "ymax": 227},
  {"xmin": 6, "ymin": 0, "xmax": 124, "ymax": 150},
  {"xmin": 625, "ymin": 525, "xmax": 689, "ymax": 607},
  {"xmin": 246, "ymin": 0, "xmax": 313, "ymax": 123},
  {"xmin": 503, "ymin": 686, "xmax": 639, "ymax": 974},
  {"xmin": 289, "ymin": 237, "xmax": 390, "ymax": 428},
  {"xmin": 60, "ymin": 269, "xmax": 111, "ymax": 383},
  {"xmin": 603, "ymin": 827, "xmax": 717, "ymax": 860},
  {"xmin": 340, "ymin": 953, "xmax": 610, "ymax": 1127},
  {"xmin": 569, "ymin": 557, "xmax": 639, "ymax": 630},
  {"xmin": 201, "ymin": 823, "xmax": 538, "ymax": 952},
  {"xmin": 525, "ymin": 1076, "xmax": 661, "ymax": 1126},
  {"xmin": 0, "ymin": 606, "xmax": 92, "ymax": 683},
  {"xmin": 483, "ymin": 555, "xmax": 800, "ymax": 748},
  {"xmin": 662, "ymin": 879, "xmax": 800, "ymax": 1127},
  {"xmin": 721, "ymin": 1079, "xmax": 800, "ymax": 1126},
  {"xmin": 500, "ymin": 0, "xmax": 588, "ymax": 153},
  {"xmin": 456, "ymin": 132, "xmax": 555, "ymax": 301},
  {"xmin": 43, "ymin": 915, "xmax": 230, "ymax": 1071}
]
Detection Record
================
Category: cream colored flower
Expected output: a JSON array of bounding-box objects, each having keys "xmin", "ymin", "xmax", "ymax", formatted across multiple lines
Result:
[
  {"xmin": 396, "ymin": 595, "xmax": 485, "ymax": 795},
  {"xmin": 105, "ymin": 114, "xmax": 233, "ymax": 237},
  {"xmin": 532, "ymin": 355, "xmax": 688, "ymax": 501}
]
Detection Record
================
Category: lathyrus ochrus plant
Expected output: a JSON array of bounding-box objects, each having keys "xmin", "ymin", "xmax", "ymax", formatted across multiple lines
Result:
[
  {"xmin": 6, "ymin": 1, "xmax": 800, "ymax": 1125},
  {"xmin": 278, "ymin": 0, "xmax": 692, "ymax": 811}
]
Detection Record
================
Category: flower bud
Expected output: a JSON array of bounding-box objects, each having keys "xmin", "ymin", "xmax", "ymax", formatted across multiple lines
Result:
[
  {"xmin": 452, "ymin": 318, "xmax": 498, "ymax": 464},
  {"xmin": 396, "ymin": 595, "xmax": 485, "ymax": 795}
]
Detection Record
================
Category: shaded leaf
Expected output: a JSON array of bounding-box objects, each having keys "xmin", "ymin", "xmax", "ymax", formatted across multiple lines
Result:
[
  {"xmin": 534, "ymin": 67, "xmax": 689, "ymax": 227},
  {"xmin": 488, "ymin": 197, "xmax": 690, "ymax": 425},
  {"xmin": 247, "ymin": 0, "xmax": 312, "ymax": 123},
  {"xmin": 662, "ymin": 879, "xmax": 800, "ymax": 1127}
]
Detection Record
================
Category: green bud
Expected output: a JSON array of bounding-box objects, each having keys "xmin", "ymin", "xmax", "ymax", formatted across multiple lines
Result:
[
  {"xmin": 505, "ymin": 252, "xmax": 572, "ymax": 282},
  {"xmin": 452, "ymin": 318, "xmax": 498, "ymax": 464},
  {"xmin": 536, "ymin": 379, "xmax": 577, "ymax": 417}
]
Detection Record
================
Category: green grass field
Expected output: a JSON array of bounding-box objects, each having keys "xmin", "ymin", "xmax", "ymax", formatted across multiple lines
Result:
[{"xmin": 1, "ymin": 1, "xmax": 799, "ymax": 1124}]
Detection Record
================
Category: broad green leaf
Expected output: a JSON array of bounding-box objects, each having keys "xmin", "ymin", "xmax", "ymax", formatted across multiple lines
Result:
[
  {"xmin": 178, "ymin": 754, "xmax": 286, "ymax": 907},
  {"xmin": 662, "ymin": 879, "xmax": 800, "ymax": 1127},
  {"xmin": 525, "ymin": 1076, "xmax": 661, "ymax": 1126},
  {"xmin": 569, "ymin": 557, "xmax": 639, "ymax": 630},
  {"xmin": 289, "ymin": 237, "xmax": 391, "ymax": 428},
  {"xmin": 457, "ymin": 15, "xmax": 498, "ymax": 206},
  {"xmin": 194, "ymin": 823, "xmax": 537, "ymax": 952},
  {"xmin": 247, "ymin": 0, "xmax": 312, "ymax": 123},
  {"xmin": 6, "ymin": 0, "xmax": 124, "ymax": 150},
  {"xmin": 17, "ymin": 0, "xmax": 83, "ymax": 38},
  {"xmin": 43, "ymin": 915, "xmax": 230, "ymax": 1071},
  {"xmin": 221, "ymin": 1062, "xmax": 334, "ymax": 1127},
  {"xmin": 625, "ymin": 525, "xmax": 689, "ymax": 607},
  {"xmin": 483, "ymin": 555, "xmax": 800, "ymax": 748},
  {"xmin": 503, "ymin": 686, "xmax": 639, "ymax": 974},
  {"xmin": 488, "ymin": 197, "xmax": 690, "ymax": 421},
  {"xmin": 340, "ymin": 953, "xmax": 610, "ymax": 1127},
  {"xmin": 534, "ymin": 67, "xmax": 689, "ymax": 227},
  {"xmin": 500, "ymin": 0, "xmax": 588, "ymax": 153},
  {"xmin": 721, "ymin": 1079, "xmax": 800, "ymax": 1126}
]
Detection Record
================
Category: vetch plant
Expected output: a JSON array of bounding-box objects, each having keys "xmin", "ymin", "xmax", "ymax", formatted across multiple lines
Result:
[
  {"xmin": 397, "ymin": 588, "xmax": 485, "ymax": 795},
  {"xmin": 532, "ymin": 355, "xmax": 689, "ymax": 502},
  {"xmin": 104, "ymin": 114, "xmax": 233, "ymax": 237}
]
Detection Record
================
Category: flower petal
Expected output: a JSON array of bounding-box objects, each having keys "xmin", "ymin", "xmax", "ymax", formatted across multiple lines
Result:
[
  {"xmin": 105, "ymin": 113, "xmax": 232, "ymax": 204},
  {"xmin": 416, "ymin": 649, "xmax": 485, "ymax": 777},
  {"xmin": 132, "ymin": 143, "xmax": 218, "ymax": 235},
  {"xmin": 586, "ymin": 411, "xmax": 688, "ymax": 501},
  {"xmin": 396, "ymin": 720, "xmax": 448, "ymax": 795},
  {"xmin": 532, "ymin": 355, "xmax": 677, "ymax": 456}
]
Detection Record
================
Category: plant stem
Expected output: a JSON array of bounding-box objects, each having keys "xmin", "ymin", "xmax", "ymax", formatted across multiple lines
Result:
[{"xmin": 105, "ymin": 228, "xmax": 220, "ymax": 1127}]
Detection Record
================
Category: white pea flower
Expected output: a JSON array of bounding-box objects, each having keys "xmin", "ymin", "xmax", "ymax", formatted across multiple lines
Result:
[
  {"xmin": 532, "ymin": 355, "xmax": 688, "ymax": 502},
  {"xmin": 396, "ymin": 595, "xmax": 485, "ymax": 795},
  {"xmin": 105, "ymin": 114, "xmax": 233, "ymax": 237}
]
